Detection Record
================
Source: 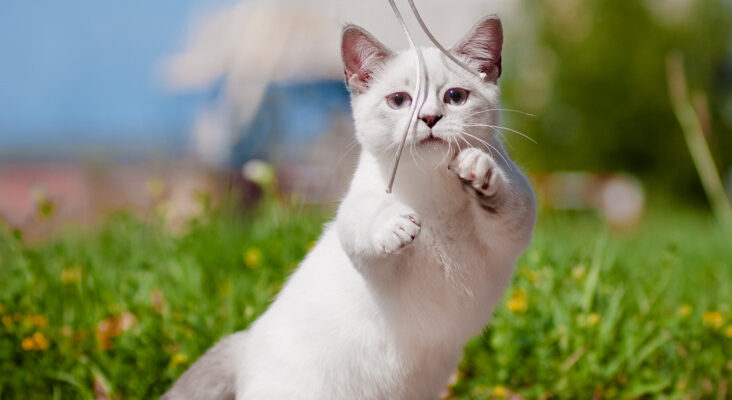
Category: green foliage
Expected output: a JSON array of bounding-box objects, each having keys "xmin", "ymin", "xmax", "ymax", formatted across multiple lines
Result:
[
  {"xmin": 501, "ymin": 0, "xmax": 732, "ymax": 200},
  {"xmin": 0, "ymin": 196, "xmax": 326, "ymax": 399},
  {"xmin": 0, "ymin": 197, "xmax": 730, "ymax": 399},
  {"xmin": 453, "ymin": 209, "xmax": 731, "ymax": 398}
]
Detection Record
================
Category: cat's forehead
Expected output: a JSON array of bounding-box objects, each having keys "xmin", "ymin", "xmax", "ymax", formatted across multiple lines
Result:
[{"xmin": 379, "ymin": 47, "xmax": 473, "ymax": 88}]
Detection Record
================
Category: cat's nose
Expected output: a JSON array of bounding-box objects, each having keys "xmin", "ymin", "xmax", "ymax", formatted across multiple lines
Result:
[{"xmin": 420, "ymin": 115, "xmax": 443, "ymax": 128}]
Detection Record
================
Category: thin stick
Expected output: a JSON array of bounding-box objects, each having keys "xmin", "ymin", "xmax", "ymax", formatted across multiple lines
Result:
[
  {"xmin": 405, "ymin": 0, "xmax": 485, "ymax": 80},
  {"xmin": 666, "ymin": 52, "xmax": 732, "ymax": 226},
  {"xmin": 385, "ymin": 0, "xmax": 426, "ymax": 193}
]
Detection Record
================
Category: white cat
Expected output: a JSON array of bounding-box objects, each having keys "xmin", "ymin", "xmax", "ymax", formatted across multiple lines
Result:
[{"xmin": 163, "ymin": 15, "xmax": 536, "ymax": 400}]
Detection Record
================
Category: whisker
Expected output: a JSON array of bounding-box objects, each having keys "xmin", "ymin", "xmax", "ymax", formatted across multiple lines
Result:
[
  {"xmin": 409, "ymin": 142, "xmax": 425, "ymax": 173},
  {"xmin": 412, "ymin": 140, "xmax": 425, "ymax": 163},
  {"xmin": 466, "ymin": 108, "xmax": 536, "ymax": 118},
  {"xmin": 495, "ymin": 130, "xmax": 509, "ymax": 143},
  {"xmin": 465, "ymin": 123, "xmax": 537, "ymax": 144},
  {"xmin": 454, "ymin": 135, "xmax": 484, "ymax": 162},
  {"xmin": 456, "ymin": 135, "xmax": 473, "ymax": 150},
  {"xmin": 377, "ymin": 141, "xmax": 400, "ymax": 161},
  {"xmin": 335, "ymin": 140, "xmax": 361, "ymax": 167},
  {"xmin": 437, "ymin": 138, "xmax": 452, "ymax": 169},
  {"xmin": 456, "ymin": 130, "xmax": 514, "ymax": 171},
  {"xmin": 454, "ymin": 130, "xmax": 491, "ymax": 150}
]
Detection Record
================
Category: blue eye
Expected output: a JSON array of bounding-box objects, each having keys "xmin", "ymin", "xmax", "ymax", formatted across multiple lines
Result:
[
  {"xmin": 444, "ymin": 88, "xmax": 469, "ymax": 105},
  {"xmin": 386, "ymin": 92, "xmax": 412, "ymax": 109}
]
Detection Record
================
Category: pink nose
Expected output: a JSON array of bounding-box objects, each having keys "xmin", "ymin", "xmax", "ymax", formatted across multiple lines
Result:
[{"xmin": 420, "ymin": 115, "xmax": 442, "ymax": 128}]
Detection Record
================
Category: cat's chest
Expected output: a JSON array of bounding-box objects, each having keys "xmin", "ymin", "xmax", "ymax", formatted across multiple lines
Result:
[
  {"xmin": 399, "ymin": 207, "xmax": 493, "ymax": 282},
  {"xmin": 418, "ymin": 206, "xmax": 480, "ymax": 252},
  {"xmin": 383, "ymin": 209, "xmax": 506, "ymax": 342},
  {"xmin": 402, "ymin": 205, "xmax": 510, "ymax": 296}
]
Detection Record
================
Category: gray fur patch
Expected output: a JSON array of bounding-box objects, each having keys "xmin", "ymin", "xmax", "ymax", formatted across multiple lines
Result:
[{"xmin": 161, "ymin": 331, "xmax": 247, "ymax": 400}]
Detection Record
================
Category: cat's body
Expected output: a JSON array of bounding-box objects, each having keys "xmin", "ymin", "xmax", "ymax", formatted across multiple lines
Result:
[{"xmin": 164, "ymin": 16, "xmax": 536, "ymax": 400}]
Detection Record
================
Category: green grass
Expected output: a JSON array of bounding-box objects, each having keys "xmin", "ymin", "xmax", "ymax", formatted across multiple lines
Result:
[{"xmin": 0, "ymin": 194, "xmax": 730, "ymax": 399}]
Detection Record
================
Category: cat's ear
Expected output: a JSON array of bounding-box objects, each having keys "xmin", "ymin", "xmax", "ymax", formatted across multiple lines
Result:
[
  {"xmin": 341, "ymin": 25, "xmax": 392, "ymax": 93},
  {"xmin": 452, "ymin": 16, "xmax": 503, "ymax": 83}
]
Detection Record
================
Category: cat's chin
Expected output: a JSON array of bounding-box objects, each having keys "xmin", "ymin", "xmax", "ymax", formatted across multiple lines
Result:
[
  {"xmin": 401, "ymin": 137, "xmax": 455, "ymax": 168},
  {"xmin": 417, "ymin": 134, "xmax": 448, "ymax": 148},
  {"xmin": 417, "ymin": 136, "xmax": 454, "ymax": 161}
]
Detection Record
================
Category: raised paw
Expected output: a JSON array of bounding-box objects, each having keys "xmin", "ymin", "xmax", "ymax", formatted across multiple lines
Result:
[
  {"xmin": 448, "ymin": 148, "xmax": 504, "ymax": 197},
  {"xmin": 373, "ymin": 210, "xmax": 422, "ymax": 255}
]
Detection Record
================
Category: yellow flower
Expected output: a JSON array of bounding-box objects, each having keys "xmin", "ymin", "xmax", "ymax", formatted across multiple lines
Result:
[
  {"xmin": 171, "ymin": 353, "xmax": 188, "ymax": 367},
  {"xmin": 21, "ymin": 337, "xmax": 35, "ymax": 351},
  {"xmin": 61, "ymin": 267, "xmax": 83, "ymax": 284},
  {"xmin": 492, "ymin": 385, "xmax": 508, "ymax": 397},
  {"xmin": 31, "ymin": 314, "xmax": 48, "ymax": 328},
  {"xmin": 243, "ymin": 248, "xmax": 262, "ymax": 268},
  {"xmin": 586, "ymin": 313, "xmax": 601, "ymax": 327},
  {"xmin": 571, "ymin": 265, "xmax": 586, "ymax": 281},
  {"xmin": 21, "ymin": 332, "xmax": 50, "ymax": 351},
  {"xmin": 507, "ymin": 289, "xmax": 528, "ymax": 313},
  {"xmin": 677, "ymin": 304, "xmax": 692, "ymax": 318},
  {"xmin": 2, "ymin": 315, "xmax": 11, "ymax": 327},
  {"xmin": 702, "ymin": 311, "xmax": 724, "ymax": 329},
  {"xmin": 32, "ymin": 332, "xmax": 49, "ymax": 350},
  {"xmin": 725, "ymin": 325, "xmax": 732, "ymax": 338}
]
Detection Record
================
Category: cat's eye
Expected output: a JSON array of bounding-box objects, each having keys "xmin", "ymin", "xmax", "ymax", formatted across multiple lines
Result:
[
  {"xmin": 444, "ymin": 88, "xmax": 469, "ymax": 106},
  {"xmin": 386, "ymin": 92, "xmax": 412, "ymax": 110}
]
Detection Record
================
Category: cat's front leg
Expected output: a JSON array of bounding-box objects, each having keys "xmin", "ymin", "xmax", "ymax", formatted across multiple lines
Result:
[
  {"xmin": 336, "ymin": 189, "xmax": 421, "ymax": 270},
  {"xmin": 371, "ymin": 203, "xmax": 422, "ymax": 255},
  {"xmin": 448, "ymin": 147, "xmax": 536, "ymax": 246},
  {"xmin": 448, "ymin": 148, "xmax": 507, "ymax": 213}
]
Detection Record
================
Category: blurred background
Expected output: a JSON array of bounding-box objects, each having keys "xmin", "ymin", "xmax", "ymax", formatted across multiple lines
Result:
[
  {"xmin": 0, "ymin": 0, "xmax": 731, "ymax": 231},
  {"xmin": 2, "ymin": 1, "xmax": 731, "ymax": 398}
]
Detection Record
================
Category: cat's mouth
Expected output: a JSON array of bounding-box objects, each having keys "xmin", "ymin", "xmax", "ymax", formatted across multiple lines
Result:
[{"xmin": 419, "ymin": 134, "xmax": 446, "ymax": 145}]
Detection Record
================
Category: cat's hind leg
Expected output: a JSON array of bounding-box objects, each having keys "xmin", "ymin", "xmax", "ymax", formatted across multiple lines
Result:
[{"xmin": 161, "ymin": 331, "xmax": 247, "ymax": 400}]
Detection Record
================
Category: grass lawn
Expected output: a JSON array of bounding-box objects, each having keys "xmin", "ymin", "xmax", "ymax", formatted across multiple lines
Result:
[{"xmin": 1, "ymin": 193, "xmax": 730, "ymax": 399}]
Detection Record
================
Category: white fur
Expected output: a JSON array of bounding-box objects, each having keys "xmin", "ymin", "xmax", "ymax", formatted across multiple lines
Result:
[{"xmin": 165, "ymin": 24, "xmax": 536, "ymax": 400}]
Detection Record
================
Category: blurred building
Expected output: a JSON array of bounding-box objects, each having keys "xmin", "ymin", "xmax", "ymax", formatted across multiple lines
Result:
[
  {"xmin": 1, "ymin": 0, "xmax": 729, "ymax": 232},
  {"xmin": 162, "ymin": 0, "xmax": 518, "ymax": 166}
]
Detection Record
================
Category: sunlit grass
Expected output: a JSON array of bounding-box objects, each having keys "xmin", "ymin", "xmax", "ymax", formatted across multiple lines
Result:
[
  {"xmin": 454, "ymin": 208, "xmax": 731, "ymax": 399},
  {"xmin": 0, "ymin": 195, "xmax": 730, "ymax": 399}
]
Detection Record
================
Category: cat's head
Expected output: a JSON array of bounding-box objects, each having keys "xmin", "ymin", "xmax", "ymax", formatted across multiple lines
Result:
[{"xmin": 341, "ymin": 16, "xmax": 503, "ymax": 165}]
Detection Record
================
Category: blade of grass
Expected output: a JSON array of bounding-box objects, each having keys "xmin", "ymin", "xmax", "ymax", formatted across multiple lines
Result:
[
  {"xmin": 582, "ymin": 237, "xmax": 607, "ymax": 312},
  {"xmin": 47, "ymin": 371, "xmax": 94, "ymax": 399},
  {"xmin": 628, "ymin": 331, "xmax": 671, "ymax": 370}
]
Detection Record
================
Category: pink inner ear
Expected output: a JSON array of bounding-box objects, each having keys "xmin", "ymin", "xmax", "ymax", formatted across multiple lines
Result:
[
  {"xmin": 455, "ymin": 17, "xmax": 503, "ymax": 81},
  {"xmin": 341, "ymin": 26, "xmax": 390, "ymax": 91},
  {"xmin": 343, "ymin": 36, "xmax": 364, "ymax": 83}
]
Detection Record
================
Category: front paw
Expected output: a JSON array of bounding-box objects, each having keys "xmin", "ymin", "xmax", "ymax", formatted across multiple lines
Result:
[
  {"xmin": 448, "ymin": 148, "xmax": 504, "ymax": 197},
  {"xmin": 372, "ymin": 208, "xmax": 421, "ymax": 255}
]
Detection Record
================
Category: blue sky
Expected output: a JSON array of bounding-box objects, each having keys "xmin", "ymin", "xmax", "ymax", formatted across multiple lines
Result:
[{"xmin": 0, "ymin": 0, "xmax": 234, "ymax": 156}]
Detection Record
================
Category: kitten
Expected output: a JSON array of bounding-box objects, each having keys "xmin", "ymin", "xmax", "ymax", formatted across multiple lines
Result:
[{"xmin": 163, "ymin": 15, "xmax": 536, "ymax": 400}]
